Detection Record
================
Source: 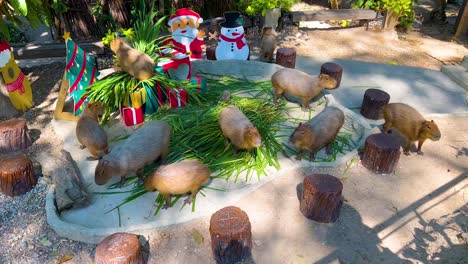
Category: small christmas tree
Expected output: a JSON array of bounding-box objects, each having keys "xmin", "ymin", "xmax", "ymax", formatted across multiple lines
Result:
[{"xmin": 64, "ymin": 32, "xmax": 100, "ymax": 116}]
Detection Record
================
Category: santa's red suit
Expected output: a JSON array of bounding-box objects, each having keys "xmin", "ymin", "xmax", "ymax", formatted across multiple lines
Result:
[{"xmin": 163, "ymin": 37, "xmax": 204, "ymax": 59}]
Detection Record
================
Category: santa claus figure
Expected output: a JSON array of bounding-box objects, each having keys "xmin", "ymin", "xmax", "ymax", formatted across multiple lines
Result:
[{"xmin": 164, "ymin": 8, "xmax": 205, "ymax": 59}]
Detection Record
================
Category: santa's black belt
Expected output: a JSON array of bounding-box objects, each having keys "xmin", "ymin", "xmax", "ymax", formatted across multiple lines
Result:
[{"xmin": 192, "ymin": 51, "xmax": 202, "ymax": 54}]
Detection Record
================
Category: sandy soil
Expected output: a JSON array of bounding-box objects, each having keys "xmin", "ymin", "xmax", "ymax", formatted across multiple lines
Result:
[{"xmin": 0, "ymin": 1, "xmax": 467, "ymax": 263}]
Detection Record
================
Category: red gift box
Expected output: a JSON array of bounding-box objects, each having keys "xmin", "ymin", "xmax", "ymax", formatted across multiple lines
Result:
[
  {"xmin": 157, "ymin": 48, "xmax": 192, "ymax": 80},
  {"xmin": 189, "ymin": 75, "xmax": 207, "ymax": 92},
  {"xmin": 121, "ymin": 106, "xmax": 144, "ymax": 127},
  {"xmin": 167, "ymin": 88, "xmax": 187, "ymax": 108}
]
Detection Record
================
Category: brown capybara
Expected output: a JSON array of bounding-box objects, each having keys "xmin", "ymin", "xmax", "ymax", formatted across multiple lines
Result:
[
  {"xmin": 144, "ymin": 159, "xmax": 210, "ymax": 209},
  {"xmin": 219, "ymin": 105, "xmax": 262, "ymax": 154},
  {"xmin": 289, "ymin": 106, "xmax": 345, "ymax": 161},
  {"xmin": 95, "ymin": 120, "xmax": 171, "ymax": 186},
  {"xmin": 259, "ymin": 27, "xmax": 276, "ymax": 63},
  {"xmin": 383, "ymin": 103, "xmax": 441, "ymax": 156},
  {"xmin": 76, "ymin": 102, "xmax": 108, "ymax": 160},
  {"xmin": 271, "ymin": 68, "xmax": 337, "ymax": 111},
  {"xmin": 110, "ymin": 38, "xmax": 155, "ymax": 80}
]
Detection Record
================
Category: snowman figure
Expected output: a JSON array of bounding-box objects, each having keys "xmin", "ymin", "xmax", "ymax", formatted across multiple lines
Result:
[{"xmin": 215, "ymin": 12, "xmax": 249, "ymax": 60}]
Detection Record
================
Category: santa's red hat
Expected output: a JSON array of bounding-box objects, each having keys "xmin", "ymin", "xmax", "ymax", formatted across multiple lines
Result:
[
  {"xmin": 0, "ymin": 41, "xmax": 12, "ymax": 52},
  {"xmin": 168, "ymin": 8, "xmax": 203, "ymax": 26}
]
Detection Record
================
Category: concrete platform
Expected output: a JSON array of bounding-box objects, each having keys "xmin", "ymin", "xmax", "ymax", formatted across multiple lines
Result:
[{"xmin": 46, "ymin": 60, "xmax": 372, "ymax": 243}]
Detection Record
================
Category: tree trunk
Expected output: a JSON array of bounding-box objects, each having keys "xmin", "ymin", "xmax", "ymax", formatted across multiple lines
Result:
[
  {"xmin": 275, "ymin": 47, "xmax": 296, "ymax": 68},
  {"xmin": 320, "ymin": 62, "xmax": 343, "ymax": 89},
  {"xmin": 300, "ymin": 174, "xmax": 343, "ymax": 223},
  {"xmin": 105, "ymin": 0, "xmax": 131, "ymax": 28},
  {"xmin": 362, "ymin": 133, "xmax": 401, "ymax": 174},
  {"xmin": 210, "ymin": 206, "xmax": 252, "ymax": 264},
  {"xmin": 0, "ymin": 118, "xmax": 31, "ymax": 153},
  {"xmin": 383, "ymin": 8, "xmax": 400, "ymax": 30},
  {"xmin": 95, "ymin": 233, "xmax": 144, "ymax": 264},
  {"xmin": 360, "ymin": 88, "xmax": 390, "ymax": 120},
  {"xmin": 62, "ymin": 0, "xmax": 102, "ymax": 40},
  {"xmin": 0, "ymin": 155, "xmax": 37, "ymax": 197},
  {"xmin": 455, "ymin": 0, "xmax": 468, "ymax": 39}
]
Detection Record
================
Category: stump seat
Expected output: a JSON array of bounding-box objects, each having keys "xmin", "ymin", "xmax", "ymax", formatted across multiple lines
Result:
[
  {"xmin": 0, "ymin": 155, "xmax": 37, "ymax": 196},
  {"xmin": 275, "ymin": 48, "xmax": 296, "ymax": 68},
  {"xmin": 300, "ymin": 174, "xmax": 343, "ymax": 223},
  {"xmin": 360, "ymin": 89, "xmax": 390, "ymax": 120},
  {"xmin": 95, "ymin": 232, "xmax": 144, "ymax": 264},
  {"xmin": 0, "ymin": 118, "xmax": 31, "ymax": 153},
  {"xmin": 210, "ymin": 206, "xmax": 252, "ymax": 264},
  {"xmin": 320, "ymin": 62, "xmax": 343, "ymax": 89},
  {"xmin": 362, "ymin": 133, "xmax": 401, "ymax": 174}
]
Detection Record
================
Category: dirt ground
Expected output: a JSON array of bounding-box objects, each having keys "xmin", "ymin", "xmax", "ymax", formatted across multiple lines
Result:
[{"xmin": 0, "ymin": 1, "xmax": 467, "ymax": 263}]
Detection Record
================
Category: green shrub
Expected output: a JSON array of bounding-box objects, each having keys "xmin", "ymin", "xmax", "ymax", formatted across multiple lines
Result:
[
  {"xmin": 353, "ymin": 0, "xmax": 417, "ymax": 30},
  {"xmin": 239, "ymin": 0, "xmax": 300, "ymax": 16}
]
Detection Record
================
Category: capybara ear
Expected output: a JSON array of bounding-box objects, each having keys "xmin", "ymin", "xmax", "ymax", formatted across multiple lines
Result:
[{"xmin": 431, "ymin": 120, "xmax": 434, "ymax": 123}]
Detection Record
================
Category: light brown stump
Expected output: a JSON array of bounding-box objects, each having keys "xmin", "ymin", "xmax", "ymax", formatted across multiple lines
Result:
[
  {"xmin": 360, "ymin": 88, "xmax": 390, "ymax": 120},
  {"xmin": 0, "ymin": 155, "xmax": 37, "ymax": 196},
  {"xmin": 300, "ymin": 174, "xmax": 343, "ymax": 223},
  {"xmin": 275, "ymin": 47, "xmax": 296, "ymax": 68},
  {"xmin": 362, "ymin": 133, "xmax": 401, "ymax": 174},
  {"xmin": 206, "ymin": 46, "xmax": 217, "ymax": 60},
  {"xmin": 95, "ymin": 232, "xmax": 144, "ymax": 264},
  {"xmin": 320, "ymin": 62, "xmax": 343, "ymax": 89},
  {"xmin": 0, "ymin": 118, "xmax": 31, "ymax": 153},
  {"xmin": 210, "ymin": 206, "xmax": 252, "ymax": 264}
]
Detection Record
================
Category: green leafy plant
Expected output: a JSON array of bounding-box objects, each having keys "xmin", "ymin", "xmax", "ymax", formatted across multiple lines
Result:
[
  {"xmin": 353, "ymin": 0, "xmax": 417, "ymax": 30},
  {"xmin": 0, "ymin": 0, "xmax": 52, "ymax": 40},
  {"xmin": 239, "ymin": 0, "xmax": 300, "ymax": 16},
  {"xmin": 101, "ymin": 28, "xmax": 135, "ymax": 47}
]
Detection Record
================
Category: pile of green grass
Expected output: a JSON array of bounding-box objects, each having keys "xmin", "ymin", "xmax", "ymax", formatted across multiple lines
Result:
[{"xmin": 104, "ymin": 76, "xmax": 355, "ymax": 216}]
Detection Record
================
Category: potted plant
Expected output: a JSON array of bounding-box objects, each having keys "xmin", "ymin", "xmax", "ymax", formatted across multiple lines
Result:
[{"xmin": 239, "ymin": 0, "xmax": 299, "ymax": 30}]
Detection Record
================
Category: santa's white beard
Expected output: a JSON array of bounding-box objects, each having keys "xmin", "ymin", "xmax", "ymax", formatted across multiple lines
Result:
[{"xmin": 172, "ymin": 27, "xmax": 198, "ymax": 51}]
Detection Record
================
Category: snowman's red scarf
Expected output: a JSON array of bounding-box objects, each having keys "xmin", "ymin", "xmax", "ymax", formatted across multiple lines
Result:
[
  {"xmin": 219, "ymin": 33, "xmax": 246, "ymax": 50},
  {"xmin": 6, "ymin": 71, "xmax": 25, "ymax": 94}
]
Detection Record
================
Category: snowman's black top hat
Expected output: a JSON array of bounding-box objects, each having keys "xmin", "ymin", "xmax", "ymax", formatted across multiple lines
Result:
[{"xmin": 220, "ymin": 11, "xmax": 243, "ymax": 28}]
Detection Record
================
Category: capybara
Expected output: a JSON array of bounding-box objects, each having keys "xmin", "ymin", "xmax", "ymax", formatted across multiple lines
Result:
[
  {"xmin": 289, "ymin": 106, "xmax": 345, "ymax": 161},
  {"xmin": 76, "ymin": 102, "xmax": 108, "ymax": 160},
  {"xmin": 259, "ymin": 27, "xmax": 276, "ymax": 63},
  {"xmin": 271, "ymin": 68, "xmax": 337, "ymax": 111},
  {"xmin": 95, "ymin": 120, "xmax": 171, "ymax": 185},
  {"xmin": 110, "ymin": 38, "xmax": 155, "ymax": 80},
  {"xmin": 144, "ymin": 159, "xmax": 210, "ymax": 209},
  {"xmin": 219, "ymin": 105, "xmax": 262, "ymax": 153},
  {"xmin": 383, "ymin": 103, "xmax": 441, "ymax": 155}
]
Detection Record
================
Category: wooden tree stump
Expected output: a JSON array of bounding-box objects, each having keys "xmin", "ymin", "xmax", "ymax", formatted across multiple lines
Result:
[
  {"xmin": 320, "ymin": 62, "xmax": 343, "ymax": 89},
  {"xmin": 275, "ymin": 47, "xmax": 296, "ymax": 68},
  {"xmin": 0, "ymin": 118, "xmax": 32, "ymax": 153},
  {"xmin": 0, "ymin": 155, "xmax": 37, "ymax": 196},
  {"xmin": 360, "ymin": 89, "xmax": 390, "ymax": 120},
  {"xmin": 210, "ymin": 206, "xmax": 252, "ymax": 264},
  {"xmin": 95, "ymin": 232, "xmax": 144, "ymax": 264},
  {"xmin": 300, "ymin": 174, "xmax": 344, "ymax": 223},
  {"xmin": 206, "ymin": 46, "xmax": 217, "ymax": 60},
  {"xmin": 362, "ymin": 133, "xmax": 401, "ymax": 174}
]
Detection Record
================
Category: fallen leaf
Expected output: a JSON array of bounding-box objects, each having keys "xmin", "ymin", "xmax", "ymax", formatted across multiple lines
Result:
[
  {"xmin": 297, "ymin": 254, "xmax": 304, "ymax": 258},
  {"xmin": 191, "ymin": 228, "xmax": 204, "ymax": 245},
  {"xmin": 340, "ymin": 177, "xmax": 348, "ymax": 182},
  {"xmin": 57, "ymin": 254, "xmax": 73, "ymax": 264}
]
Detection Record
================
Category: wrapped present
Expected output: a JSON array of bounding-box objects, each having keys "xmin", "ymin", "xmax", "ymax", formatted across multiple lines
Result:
[
  {"xmin": 121, "ymin": 106, "xmax": 144, "ymax": 127},
  {"xmin": 143, "ymin": 84, "xmax": 160, "ymax": 115},
  {"xmin": 167, "ymin": 87, "xmax": 187, "ymax": 108},
  {"xmin": 123, "ymin": 87, "xmax": 147, "ymax": 108},
  {"xmin": 189, "ymin": 75, "xmax": 207, "ymax": 92},
  {"xmin": 155, "ymin": 83, "xmax": 168, "ymax": 107},
  {"xmin": 157, "ymin": 48, "xmax": 191, "ymax": 80}
]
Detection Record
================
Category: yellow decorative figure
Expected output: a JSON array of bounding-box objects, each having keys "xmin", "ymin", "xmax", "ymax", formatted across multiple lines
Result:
[{"xmin": 0, "ymin": 41, "xmax": 33, "ymax": 111}]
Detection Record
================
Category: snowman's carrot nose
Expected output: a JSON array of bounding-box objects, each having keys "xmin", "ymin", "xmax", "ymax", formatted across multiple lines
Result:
[{"xmin": 232, "ymin": 32, "xmax": 240, "ymax": 36}]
